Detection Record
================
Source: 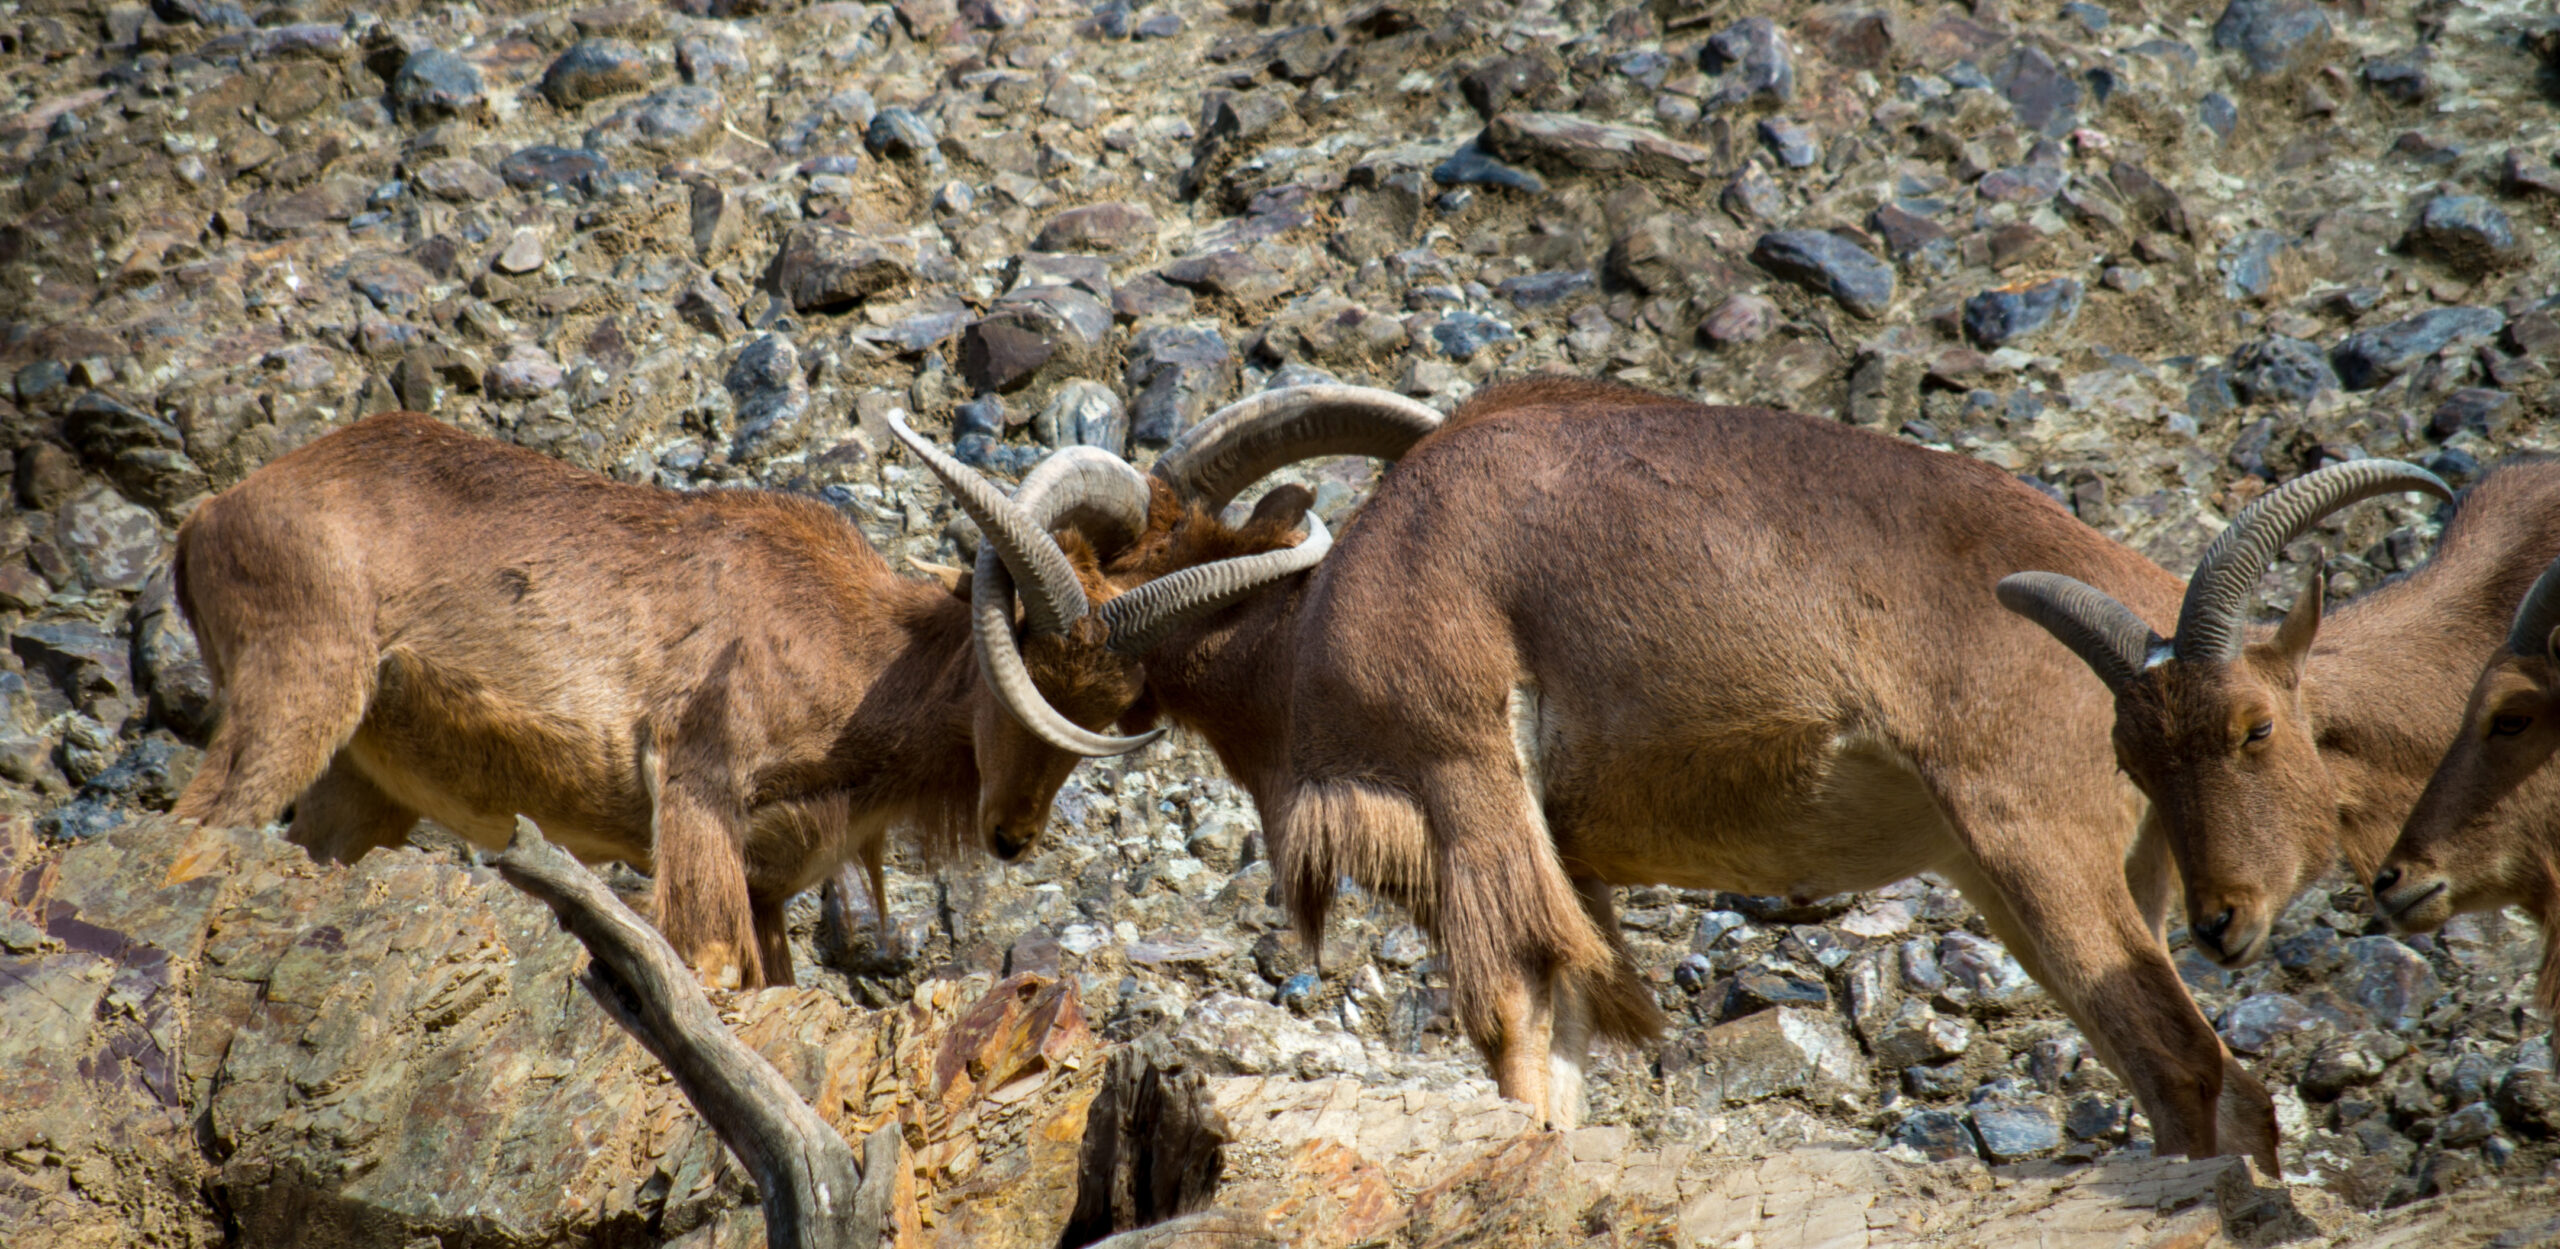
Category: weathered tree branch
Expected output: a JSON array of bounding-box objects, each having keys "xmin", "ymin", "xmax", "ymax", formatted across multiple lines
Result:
[
  {"xmin": 1058, "ymin": 1042, "xmax": 1232, "ymax": 1249},
  {"xmin": 494, "ymin": 815, "xmax": 883, "ymax": 1249}
]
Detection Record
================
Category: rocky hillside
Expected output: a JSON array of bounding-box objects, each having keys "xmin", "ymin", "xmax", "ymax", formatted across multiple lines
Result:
[{"xmin": 6, "ymin": 0, "xmax": 2560, "ymax": 1241}]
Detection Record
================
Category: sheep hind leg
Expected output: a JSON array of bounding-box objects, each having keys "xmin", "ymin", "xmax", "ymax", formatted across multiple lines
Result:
[
  {"xmin": 173, "ymin": 644, "xmax": 374, "ymax": 833},
  {"xmin": 1417, "ymin": 755, "xmax": 1616, "ymax": 1131},
  {"xmin": 1475, "ymin": 971, "xmax": 1559, "ymax": 1127},
  {"xmin": 285, "ymin": 755, "xmax": 419, "ymax": 864}
]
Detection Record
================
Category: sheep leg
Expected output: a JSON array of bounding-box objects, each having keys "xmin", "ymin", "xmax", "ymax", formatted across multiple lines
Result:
[
  {"xmin": 1419, "ymin": 751, "xmax": 1616, "ymax": 1131},
  {"xmin": 652, "ymin": 777, "xmax": 764, "ymax": 991},
  {"xmin": 285, "ymin": 754, "xmax": 419, "ymax": 864},
  {"xmin": 2126, "ymin": 809, "xmax": 2178, "ymax": 942},
  {"xmin": 174, "ymin": 641, "xmax": 374, "ymax": 832},
  {"xmin": 1935, "ymin": 845, "xmax": 2276, "ymax": 1170},
  {"xmin": 1476, "ymin": 970, "xmax": 1559, "ymax": 1127},
  {"xmin": 747, "ymin": 890, "xmax": 796, "ymax": 988}
]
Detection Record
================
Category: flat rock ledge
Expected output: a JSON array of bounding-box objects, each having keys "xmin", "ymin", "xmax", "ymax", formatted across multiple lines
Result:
[{"xmin": 1, "ymin": 817, "xmax": 2551, "ymax": 1248}]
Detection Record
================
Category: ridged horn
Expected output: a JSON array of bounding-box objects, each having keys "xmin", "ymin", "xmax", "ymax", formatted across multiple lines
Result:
[
  {"xmin": 2508, "ymin": 555, "xmax": 2560, "ymax": 657},
  {"xmin": 971, "ymin": 445, "xmax": 1161, "ymax": 758},
  {"xmin": 2173, "ymin": 459, "xmax": 2452, "ymax": 664},
  {"xmin": 1998, "ymin": 572, "xmax": 2165, "ymax": 695},
  {"xmin": 885, "ymin": 410, "xmax": 1091, "ymax": 636},
  {"xmin": 1101, "ymin": 513, "xmax": 1333, "ymax": 656},
  {"xmin": 1153, "ymin": 384, "xmax": 1446, "ymax": 509}
]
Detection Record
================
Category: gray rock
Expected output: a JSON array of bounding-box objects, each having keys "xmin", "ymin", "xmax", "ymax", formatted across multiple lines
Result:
[
  {"xmin": 2430, "ymin": 388, "xmax": 2512, "ymax": 440},
  {"xmin": 1480, "ymin": 113, "xmax": 1713, "ymax": 183},
  {"xmin": 1035, "ymin": 380, "xmax": 1128, "ymax": 455},
  {"xmin": 1969, "ymin": 1103, "xmax": 2061, "ymax": 1162},
  {"xmin": 2064, "ymin": 1095, "xmax": 2125, "ymax": 1141},
  {"xmin": 391, "ymin": 48, "xmax": 483, "ymax": 125},
  {"xmin": 1036, "ymin": 203, "xmax": 1157, "ymax": 254},
  {"xmin": 58, "ymin": 484, "xmax": 163, "ymax": 592},
  {"xmin": 1666, "ymin": 1007, "xmax": 1860, "ymax": 1107},
  {"xmin": 1868, "ymin": 203, "xmax": 1948, "ymax": 257},
  {"xmin": 777, "ymin": 89, "xmax": 875, "ymax": 157},
  {"xmin": 2229, "ymin": 336, "xmax": 2339, "ymax": 405},
  {"xmin": 412, "ymin": 156, "xmax": 506, "ymax": 202},
  {"xmin": 2212, "ymin": 0, "xmax": 2332, "ymax": 78},
  {"xmin": 1871, "ymin": 999, "xmax": 1970, "ymax": 1069},
  {"xmin": 676, "ymin": 277, "xmax": 745, "ymax": 337},
  {"xmin": 1158, "ymin": 251, "xmax": 1291, "ymax": 304},
  {"xmin": 1724, "ymin": 966, "xmax": 1828, "ymax": 1016},
  {"xmin": 676, "ymin": 28, "xmax": 748, "ymax": 83},
  {"xmin": 866, "ymin": 107, "xmax": 939, "ymax": 162},
  {"xmin": 772, "ymin": 225, "xmax": 917, "ymax": 313},
  {"xmin": 63, "ymin": 393, "xmax": 204, "ymax": 509},
  {"xmin": 961, "ymin": 286, "xmax": 1108, "ymax": 394},
  {"xmin": 2220, "ymin": 993, "xmax": 2320, "ymax": 1055},
  {"xmin": 487, "ymin": 347, "xmax": 565, "ymax": 399},
  {"xmin": 2302, "ymin": 1031, "xmax": 2409, "ymax": 1100},
  {"xmin": 1432, "ymin": 142, "xmax": 1547, "ymax": 194},
  {"xmin": 585, "ymin": 86, "xmax": 725, "ymax": 157},
  {"xmin": 2405, "ymin": 195, "xmax": 2526, "ymax": 276},
  {"xmin": 1756, "ymin": 118, "xmax": 1820, "ymax": 169},
  {"xmin": 12, "ymin": 619, "xmax": 133, "ymax": 714},
  {"xmin": 2495, "ymin": 1069, "xmax": 2560, "ymax": 1139},
  {"xmin": 497, "ymin": 145, "xmax": 609, "ymax": 195},
  {"xmin": 2441, "ymin": 1101, "xmax": 2500, "ymax": 1148},
  {"xmin": 542, "ymin": 38, "xmax": 652, "ymax": 108},
  {"xmin": 1700, "ymin": 17, "xmax": 1793, "ymax": 111},
  {"xmin": 1892, "ymin": 1109, "xmax": 1972, "ymax": 1161},
  {"xmin": 1495, "ymin": 270, "xmax": 1592, "ymax": 308},
  {"xmin": 1935, "ymin": 932, "xmax": 2039, "ymax": 1011},
  {"xmin": 1994, "ymin": 45, "xmax": 2079, "ymax": 137},
  {"xmin": 81, "ymin": 736, "xmax": 193, "ymax": 809},
  {"xmin": 1964, "ymin": 278, "xmax": 2082, "ymax": 348},
  {"xmin": 2332, "ymin": 307, "xmax": 2504, "ymax": 390},
  {"xmin": 1751, "ymin": 230, "xmax": 1895, "ymax": 320},
  {"xmin": 1978, "ymin": 164, "xmax": 2064, "ymax": 205},
  {"xmin": 725, "ymin": 334, "xmax": 811, "ymax": 460},
  {"xmin": 1125, "ymin": 324, "xmax": 1235, "ymax": 446},
  {"xmin": 1430, "ymin": 311, "xmax": 1516, "ymax": 362},
  {"xmin": 133, "ymin": 573, "xmax": 211, "ymax": 739},
  {"xmin": 2364, "ymin": 58, "xmax": 2432, "ymax": 106},
  {"xmin": 2200, "ymin": 92, "xmax": 2238, "ymax": 140},
  {"xmin": 1703, "ymin": 293, "xmax": 1779, "ymax": 345},
  {"xmin": 2219, "ymin": 229, "xmax": 2298, "ymax": 304}
]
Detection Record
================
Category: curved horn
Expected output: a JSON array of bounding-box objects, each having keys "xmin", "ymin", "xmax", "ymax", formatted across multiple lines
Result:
[
  {"xmin": 970, "ymin": 445, "xmax": 1162, "ymax": 758},
  {"xmin": 2173, "ymin": 459, "xmax": 2452, "ymax": 664},
  {"xmin": 1100, "ymin": 513, "xmax": 1333, "ymax": 655},
  {"xmin": 1014, "ymin": 445, "xmax": 1151, "ymax": 556},
  {"xmin": 885, "ymin": 410, "xmax": 1090, "ymax": 635},
  {"xmin": 1153, "ymin": 384, "xmax": 1446, "ymax": 510},
  {"xmin": 2509, "ymin": 555, "xmax": 2560, "ymax": 656},
  {"xmin": 1998, "ymin": 572, "xmax": 2166, "ymax": 695}
]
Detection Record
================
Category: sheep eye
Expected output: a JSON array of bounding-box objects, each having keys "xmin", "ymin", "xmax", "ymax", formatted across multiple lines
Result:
[
  {"xmin": 2491, "ymin": 714, "xmax": 2533, "ymax": 738},
  {"xmin": 2244, "ymin": 720, "xmax": 2273, "ymax": 744}
]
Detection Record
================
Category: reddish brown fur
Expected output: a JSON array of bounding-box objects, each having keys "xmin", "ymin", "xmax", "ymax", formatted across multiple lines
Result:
[
  {"xmin": 2376, "ymin": 640, "xmax": 2560, "ymax": 1019},
  {"xmin": 1132, "ymin": 378, "xmax": 2277, "ymax": 1162},
  {"xmin": 170, "ymin": 412, "xmax": 1288, "ymax": 989},
  {"xmin": 2100, "ymin": 459, "xmax": 2560, "ymax": 974}
]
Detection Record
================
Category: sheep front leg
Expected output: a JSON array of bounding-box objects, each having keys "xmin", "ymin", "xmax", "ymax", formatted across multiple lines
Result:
[{"xmin": 653, "ymin": 779, "xmax": 764, "ymax": 990}]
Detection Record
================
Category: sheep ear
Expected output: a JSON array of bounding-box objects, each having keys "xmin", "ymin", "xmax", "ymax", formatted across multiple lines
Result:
[
  {"xmin": 908, "ymin": 556, "xmax": 968, "ymax": 595},
  {"xmin": 2274, "ymin": 568, "xmax": 2323, "ymax": 684},
  {"xmin": 2545, "ymin": 624, "xmax": 2560, "ymax": 670}
]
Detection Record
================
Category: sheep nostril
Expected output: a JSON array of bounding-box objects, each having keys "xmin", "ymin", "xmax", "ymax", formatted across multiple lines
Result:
[
  {"xmin": 2371, "ymin": 868, "xmax": 2401, "ymax": 896},
  {"xmin": 2192, "ymin": 908, "xmax": 2235, "ymax": 952}
]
